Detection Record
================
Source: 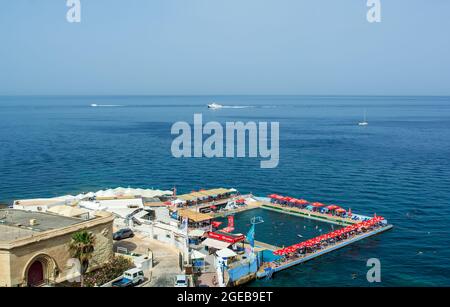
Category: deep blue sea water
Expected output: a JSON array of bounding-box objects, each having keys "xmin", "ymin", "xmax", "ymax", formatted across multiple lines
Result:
[{"xmin": 1, "ymin": 95, "xmax": 450, "ymax": 286}]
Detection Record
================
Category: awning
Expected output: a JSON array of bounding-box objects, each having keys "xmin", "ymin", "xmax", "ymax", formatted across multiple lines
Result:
[
  {"xmin": 191, "ymin": 250, "xmax": 207, "ymax": 260},
  {"xmin": 133, "ymin": 209, "xmax": 150, "ymax": 219},
  {"xmin": 189, "ymin": 229, "xmax": 205, "ymax": 237},
  {"xmin": 177, "ymin": 194, "xmax": 197, "ymax": 201},
  {"xmin": 211, "ymin": 221, "xmax": 222, "ymax": 228},
  {"xmin": 177, "ymin": 209, "xmax": 213, "ymax": 222},
  {"xmin": 311, "ymin": 202, "xmax": 325, "ymax": 207},
  {"xmin": 201, "ymin": 238, "xmax": 231, "ymax": 250},
  {"xmin": 295, "ymin": 199, "xmax": 309, "ymax": 205},
  {"xmin": 216, "ymin": 248, "xmax": 237, "ymax": 258},
  {"xmin": 326, "ymin": 205, "xmax": 340, "ymax": 210}
]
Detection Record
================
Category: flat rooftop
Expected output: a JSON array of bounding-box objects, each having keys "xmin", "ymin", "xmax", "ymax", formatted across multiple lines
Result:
[
  {"xmin": 13, "ymin": 197, "xmax": 68, "ymax": 207},
  {"xmin": 0, "ymin": 209, "xmax": 84, "ymax": 241}
]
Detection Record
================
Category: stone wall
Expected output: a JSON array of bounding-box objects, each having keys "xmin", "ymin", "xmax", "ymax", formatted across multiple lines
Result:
[
  {"xmin": 0, "ymin": 213, "xmax": 114, "ymax": 287},
  {"xmin": 0, "ymin": 250, "xmax": 11, "ymax": 287}
]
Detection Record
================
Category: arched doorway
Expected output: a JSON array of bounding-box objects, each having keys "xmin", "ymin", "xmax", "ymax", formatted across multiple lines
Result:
[
  {"xmin": 27, "ymin": 260, "xmax": 44, "ymax": 286},
  {"xmin": 24, "ymin": 254, "xmax": 58, "ymax": 287}
]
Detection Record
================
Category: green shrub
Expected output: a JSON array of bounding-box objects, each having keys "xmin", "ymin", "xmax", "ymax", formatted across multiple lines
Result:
[{"xmin": 84, "ymin": 256, "xmax": 135, "ymax": 287}]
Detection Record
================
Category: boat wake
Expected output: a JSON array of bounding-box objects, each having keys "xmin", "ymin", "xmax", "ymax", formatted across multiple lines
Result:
[
  {"xmin": 221, "ymin": 105, "xmax": 253, "ymax": 109},
  {"xmin": 90, "ymin": 104, "xmax": 123, "ymax": 107}
]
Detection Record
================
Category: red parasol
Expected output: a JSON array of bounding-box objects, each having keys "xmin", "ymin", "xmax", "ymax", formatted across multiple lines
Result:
[
  {"xmin": 211, "ymin": 221, "xmax": 222, "ymax": 228},
  {"xmin": 295, "ymin": 199, "xmax": 309, "ymax": 205},
  {"xmin": 326, "ymin": 205, "xmax": 341, "ymax": 210},
  {"xmin": 311, "ymin": 202, "xmax": 325, "ymax": 207}
]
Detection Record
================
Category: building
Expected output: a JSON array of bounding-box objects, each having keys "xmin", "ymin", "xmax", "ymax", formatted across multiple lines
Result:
[
  {"xmin": 47, "ymin": 205, "xmax": 90, "ymax": 219},
  {"xmin": 176, "ymin": 188, "xmax": 239, "ymax": 213},
  {"xmin": 12, "ymin": 197, "xmax": 76, "ymax": 212},
  {"xmin": 177, "ymin": 209, "xmax": 213, "ymax": 231},
  {"xmin": 0, "ymin": 209, "xmax": 114, "ymax": 287}
]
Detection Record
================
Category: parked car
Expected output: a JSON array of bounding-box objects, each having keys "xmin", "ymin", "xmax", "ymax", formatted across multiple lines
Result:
[
  {"xmin": 111, "ymin": 268, "xmax": 145, "ymax": 287},
  {"xmin": 113, "ymin": 228, "xmax": 134, "ymax": 240},
  {"xmin": 174, "ymin": 274, "xmax": 188, "ymax": 287}
]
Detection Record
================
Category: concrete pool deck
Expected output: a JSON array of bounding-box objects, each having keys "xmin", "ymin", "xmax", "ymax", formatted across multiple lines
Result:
[{"xmin": 256, "ymin": 224, "xmax": 393, "ymax": 279}]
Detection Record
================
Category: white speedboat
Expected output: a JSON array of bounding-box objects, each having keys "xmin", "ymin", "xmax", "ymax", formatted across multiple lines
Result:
[
  {"xmin": 91, "ymin": 104, "xmax": 98, "ymax": 107},
  {"xmin": 358, "ymin": 110, "xmax": 368, "ymax": 126},
  {"xmin": 208, "ymin": 103, "xmax": 223, "ymax": 109}
]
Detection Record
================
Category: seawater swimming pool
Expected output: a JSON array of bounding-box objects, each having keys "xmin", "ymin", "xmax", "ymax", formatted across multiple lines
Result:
[
  {"xmin": 216, "ymin": 208, "xmax": 342, "ymax": 248},
  {"xmin": 2, "ymin": 95, "xmax": 449, "ymax": 286}
]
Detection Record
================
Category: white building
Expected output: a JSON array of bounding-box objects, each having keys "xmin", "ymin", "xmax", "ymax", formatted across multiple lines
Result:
[{"xmin": 12, "ymin": 196, "xmax": 76, "ymax": 212}]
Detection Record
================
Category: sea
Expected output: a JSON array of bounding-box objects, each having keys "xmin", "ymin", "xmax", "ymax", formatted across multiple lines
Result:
[{"xmin": 0, "ymin": 95, "xmax": 449, "ymax": 286}]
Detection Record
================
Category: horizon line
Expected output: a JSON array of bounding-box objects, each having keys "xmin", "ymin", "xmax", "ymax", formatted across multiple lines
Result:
[{"xmin": 1, "ymin": 94, "xmax": 450, "ymax": 98}]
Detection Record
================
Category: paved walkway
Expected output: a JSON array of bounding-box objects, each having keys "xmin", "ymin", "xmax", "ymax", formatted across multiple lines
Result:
[
  {"xmin": 196, "ymin": 272, "xmax": 219, "ymax": 287},
  {"xmin": 113, "ymin": 234, "xmax": 182, "ymax": 287}
]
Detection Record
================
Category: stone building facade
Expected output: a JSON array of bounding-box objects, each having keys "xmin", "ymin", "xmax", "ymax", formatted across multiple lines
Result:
[{"xmin": 0, "ymin": 210, "xmax": 114, "ymax": 287}]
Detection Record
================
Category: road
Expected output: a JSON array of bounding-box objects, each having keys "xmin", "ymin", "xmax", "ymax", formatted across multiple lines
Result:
[{"xmin": 113, "ymin": 233, "xmax": 183, "ymax": 287}]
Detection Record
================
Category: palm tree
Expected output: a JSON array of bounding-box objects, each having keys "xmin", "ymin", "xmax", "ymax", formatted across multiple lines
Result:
[{"xmin": 69, "ymin": 230, "xmax": 95, "ymax": 287}]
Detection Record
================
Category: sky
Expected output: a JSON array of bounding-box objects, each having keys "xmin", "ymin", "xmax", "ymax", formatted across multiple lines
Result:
[{"xmin": 0, "ymin": 0, "xmax": 449, "ymax": 96}]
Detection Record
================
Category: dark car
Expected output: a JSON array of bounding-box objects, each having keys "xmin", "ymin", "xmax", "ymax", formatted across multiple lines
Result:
[{"xmin": 113, "ymin": 228, "xmax": 134, "ymax": 240}]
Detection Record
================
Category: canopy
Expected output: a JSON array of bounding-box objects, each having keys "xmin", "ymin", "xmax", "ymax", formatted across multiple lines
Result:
[
  {"xmin": 295, "ymin": 199, "xmax": 309, "ymax": 205},
  {"xmin": 177, "ymin": 209, "xmax": 213, "ymax": 222},
  {"xmin": 201, "ymin": 238, "xmax": 231, "ymax": 250},
  {"xmin": 268, "ymin": 194, "xmax": 284, "ymax": 200},
  {"xmin": 311, "ymin": 202, "xmax": 325, "ymax": 207},
  {"xmin": 326, "ymin": 205, "xmax": 340, "ymax": 210},
  {"xmin": 211, "ymin": 221, "xmax": 222, "ymax": 228},
  {"xmin": 216, "ymin": 248, "xmax": 237, "ymax": 258},
  {"xmin": 191, "ymin": 250, "xmax": 206, "ymax": 259},
  {"xmin": 189, "ymin": 229, "xmax": 206, "ymax": 237},
  {"xmin": 335, "ymin": 208, "xmax": 346, "ymax": 213},
  {"xmin": 273, "ymin": 216, "xmax": 385, "ymax": 256}
]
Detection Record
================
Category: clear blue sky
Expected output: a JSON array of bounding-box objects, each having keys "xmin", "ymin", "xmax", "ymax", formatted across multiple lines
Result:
[{"xmin": 1, "ymin": 0, "xmax": 449, "ymax": 96}]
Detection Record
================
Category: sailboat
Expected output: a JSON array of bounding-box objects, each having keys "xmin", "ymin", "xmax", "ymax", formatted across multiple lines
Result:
[{"xmin": 358, "ymin": 110, "xmax": 368, "ymax": 126}]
